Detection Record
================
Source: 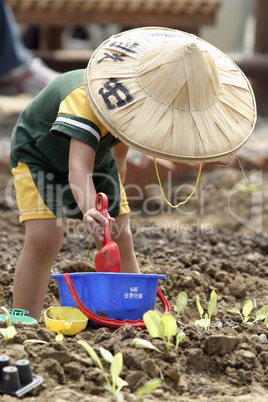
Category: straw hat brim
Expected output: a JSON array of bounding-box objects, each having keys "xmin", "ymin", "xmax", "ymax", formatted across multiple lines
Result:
[{"xmin": 84, "ymin": 27, "xmax": 256, "ymax": 163}]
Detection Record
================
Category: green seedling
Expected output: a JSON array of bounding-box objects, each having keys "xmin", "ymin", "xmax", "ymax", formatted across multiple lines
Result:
[
  {"xmin": 195, "ymin": 290, "xmax": 217, "ymax": 333},
  {"xmin": 135, "ymin": 378, "xmax": 162, "ymax": 402},
  {"xmin": 132, "ymin": 338, "xmax": 162, "ymax": 353},
  {"xmin": 176, "ymin": 291, "xmax": 188, "ymax": 316},
  {"xmin": 0, "ymin": 307, "xmax": 17, "ymax": 340},
  {"xmin": 132, "ymin": 310, "xmax": 185, "ymax": 353},
  {"xmin": 23, "ymin": 333, "xmax": 63, "ymax": 345},
  {"xmin": 85, "ymin": 244, "xmax": 95, "ymax": 262},
  {"xmin": 77, "ymin": 340, "xmax": 128, "ymax": 402},
  {"xmin": 227, "ymin": 299, "xmax": 254, "ymax": 323},
  {"xmin": 235, "ymin": 183, "xmax": 258, "ymax": 193},
  {"xmin": 55, "ymin": 333, "xmax": 64, "ymax": 343},
  {"xmin": 253, "ymin": 305, "xmax": 268, "ymax": 326},
  {"xmin": 23, "ymin": 339, "xmax": 48, "ymax": 345}
]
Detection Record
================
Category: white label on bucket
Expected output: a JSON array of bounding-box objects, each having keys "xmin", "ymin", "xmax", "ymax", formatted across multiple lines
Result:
[
  {"xmin": 124, "ymin": 293, "xmax": 143, "ymax": 299},
  {"xmin": 124, "ymin": 288, "xmax": 143, "ymax": 299}
]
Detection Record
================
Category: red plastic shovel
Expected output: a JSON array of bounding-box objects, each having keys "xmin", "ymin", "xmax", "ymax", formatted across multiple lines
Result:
[{"xmin": 94, "ymin": 193, "xmax": 121, "ymax": 273}]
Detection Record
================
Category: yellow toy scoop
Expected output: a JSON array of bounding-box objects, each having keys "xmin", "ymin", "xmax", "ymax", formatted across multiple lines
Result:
[{"xmin": 44, "ymin": 306, "xmax": 88, "ymax": 335}]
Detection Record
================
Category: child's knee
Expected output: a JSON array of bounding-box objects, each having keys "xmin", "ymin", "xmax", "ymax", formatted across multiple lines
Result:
[{"xmin": 24, "ymin": 220, "xmax": 63, "ymax": 255}]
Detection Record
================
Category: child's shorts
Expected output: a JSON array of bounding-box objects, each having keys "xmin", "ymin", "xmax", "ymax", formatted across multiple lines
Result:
[{"xmin": 11, "ymin": 153, "xmax": 129, "ymax": 223}]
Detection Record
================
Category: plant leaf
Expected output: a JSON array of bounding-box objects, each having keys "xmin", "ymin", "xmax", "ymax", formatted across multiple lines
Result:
[
  {"xmin": 0, "ymin": 307, "xmax": 11, "ymax": 327},
  {"xmin": 196, "ymin": 296, "xmax": 204, "ymax": 319},
  {"xmin": 207, "ymin": 290, "xmax": 217, "ymax": 320},
  {"xmin": 4, "ymin": 326, "xmax": 17, "ymax": 340},
  {"xmin": 143, "ymin": 310, "xmax": 165, "ymax": 341},
  {"xmin": 100, "ymin": 347, "xmax": 114, "ymax": 363},
  {"xmin": 161, "ymin": 313, "xmax": 177, "ymax": 339},
  {"xmin": 227, "ymin": 309, "xmax": 241, "ymax": 315},
  {"xmin": 115, "ymin": 376, "xmax": 128, "ymax": 392},
  {"xmin": 254, "ymin": 305, "xmax": 268, "ymax": 322},
  {"xmin": 113, "ymin": 390, "xmax": 124, "ymax": 402},
  {"xmin": 236, "ymin": 183, "xmax": 258, "ymax": 193},
  {"xmin": 136, "ymin": 378, "xmax": 162, "ymax": 397},
  {"xmin": 23, "ymin": 339, "xmax": 48, "ymax": 344},
  {"xmin": 175, "ymin": 332, "xmax": 185, "ymax": 350},
  {"xmin": 77, "ymin": 341, "xmax": 103, "ymax": 371},
  {"xmin": 242, "ymin": 300, "xmax": 254, "ymax": 320},
  {"xmin": 132, "ymin": 338, "xmax": 162, "ymax": 353},
  {"xmin": 103, "ymin": 382, "xmax": 113, "ymax": 393},
  {"xmin": 176, "ymin": 292, "xmax": 188, "ymax": 316},
  {"xmin": 195, "ymin": 318, "xmax": 210, "ymax": 333},
  {"xmin": 55, "ymin": 333, "xmax": 64, "ymax": 343},
  {"xmin": 111, "ymin": 352, "xmax": 123, "ymax": 387},
  {"xmin": 0, "ymin": 326, "xmax": 17, "ymax": 340}
]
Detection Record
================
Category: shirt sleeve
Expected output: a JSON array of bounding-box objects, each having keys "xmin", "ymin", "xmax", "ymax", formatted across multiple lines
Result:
[{"xmin": 50, "ymin": 85, "xmax": 108, "ymax": 151}]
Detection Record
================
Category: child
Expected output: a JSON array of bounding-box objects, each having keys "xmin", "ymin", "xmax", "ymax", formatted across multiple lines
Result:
[{"xmin": 10, "ymin": 27, "xmax": 256, "ymax": 320}]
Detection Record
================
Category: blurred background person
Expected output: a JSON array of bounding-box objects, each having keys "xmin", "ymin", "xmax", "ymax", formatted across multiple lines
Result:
[{"xmin": 0, "ymin": 0, "xmax": 59, "ymax": 96}]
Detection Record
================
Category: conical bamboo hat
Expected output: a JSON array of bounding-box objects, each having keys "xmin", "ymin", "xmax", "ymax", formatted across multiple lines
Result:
[{"xmin": 84, "ymin": 27, "xmax": 256, "ymax": 163}]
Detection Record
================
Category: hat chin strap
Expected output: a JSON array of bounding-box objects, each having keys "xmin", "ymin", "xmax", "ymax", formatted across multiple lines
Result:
[{"xmin": 154, "ymin": 159, "xmax": 203, "ymax": 208}]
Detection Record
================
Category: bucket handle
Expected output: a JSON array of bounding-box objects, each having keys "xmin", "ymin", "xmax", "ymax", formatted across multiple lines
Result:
[{"xmin": 63, "ymin": 273, "xmax": 170, "ymax": 328}]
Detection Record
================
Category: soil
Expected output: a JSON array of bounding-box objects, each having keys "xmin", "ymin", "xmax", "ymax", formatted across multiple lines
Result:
[{"xmin": 0, "ymin": 97, "xmax": 268, "ymax": 402}]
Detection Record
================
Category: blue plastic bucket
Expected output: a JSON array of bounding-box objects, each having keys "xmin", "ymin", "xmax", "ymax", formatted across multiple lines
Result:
[{"xmin": 50, "ymin": 272, "xmax": 166, "ymax": 321}]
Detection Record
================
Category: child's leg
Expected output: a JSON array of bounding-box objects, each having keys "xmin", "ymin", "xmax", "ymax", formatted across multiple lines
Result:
[
  {"xmin": 110, "ymin": 213, "xmax": 140, "ymax": 273},
  {"xmin": 13, "ymin": 218, "xmax": 63, "ymax": 320}
]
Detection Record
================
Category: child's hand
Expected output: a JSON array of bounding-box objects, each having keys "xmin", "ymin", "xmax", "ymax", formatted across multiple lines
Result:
[{"xmin": 83, "ymin": 208, "xmax": 115, "ymax": 242}]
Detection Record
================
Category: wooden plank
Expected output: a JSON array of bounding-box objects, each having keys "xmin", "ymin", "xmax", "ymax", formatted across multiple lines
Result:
[
  {"xmin": 12, "ymin": 9, "xmax": 217, "ymax": 30},
  {"xmin": 32, "ymin": 49, "xmax": 92, "ymax": 72}
]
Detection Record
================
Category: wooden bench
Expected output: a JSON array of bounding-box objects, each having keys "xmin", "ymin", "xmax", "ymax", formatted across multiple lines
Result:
[
  {"xmin": 8, "ymin": 0, "xmax": 268, "ymax": 114},
  {"xmin": 9, "ymin": 0, "xmax": 220, "ymax": 53}
]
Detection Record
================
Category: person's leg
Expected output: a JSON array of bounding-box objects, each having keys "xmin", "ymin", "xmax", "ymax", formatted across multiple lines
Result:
[
  {"xmin": 110, "ymin": 213, "xmax": 140, "ymax": 273},
  {"xmin": 0, "ymin": 0, "xmax": 30, "ymax": 75},
  {"xmin": 13, "ymin": 218, "xmax": 63, "ymax": 320},
  {"xmin": 0, "ymin": 0, "xmax": 59, "ymax": 95}
]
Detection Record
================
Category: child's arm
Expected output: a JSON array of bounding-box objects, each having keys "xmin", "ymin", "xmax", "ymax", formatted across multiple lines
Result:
[
  {"xmin": 68, "ymin": 137, "xmax": 114, "ymax": 242},
  {"xmin": 112, "ymin": 142, "xmax": 129, "ymax": 184}
]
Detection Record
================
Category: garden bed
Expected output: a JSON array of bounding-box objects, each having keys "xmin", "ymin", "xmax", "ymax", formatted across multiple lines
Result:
[{"xmin": 1, "ymin": 166, "xmax": 268, "ymax": 401}]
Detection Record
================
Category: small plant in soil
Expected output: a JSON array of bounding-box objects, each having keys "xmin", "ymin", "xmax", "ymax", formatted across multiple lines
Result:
[
  {"xmin": 135, "ymin": 378, "xmax": 162, "ymax": 401},
  {"xmin": 235, "ymin": 182, "xmax": 259, "ymax": 193},
  {"xmin": 55, "ymin": 333, "xmax": 64, "ymax": 343},
  {"xmin": 132, "ymin": 310, "xmax": 185, "ymax": 353},
  {"xmin": 227, "ymin": 299, "xmax": 254, "ymax": 323},
  {"xmin": 253, "ymin": 305, "xmax": 268, "ymax": 327},
  {"xmin": 176, "ymin": 291, "xmax": 188, "ymax": 316},
  {"xmin": 85, "ymin": 244, "xmax": 95, "ymax": 262},
  {"xmin": 195, "ymin": 290, "xmax": 217, "ymax": 333},
  {"xmin": 23, "ymin": 339, "xmax": 48, "ymax": 345},
  {"xmin": 77, "ymin": 340, "xmax": 128, "ymax": 402},
  {"xmin": 228, "ymin": 301, "xmax": 268, "ymax": 326},
  {"xmin": 0, "ymin": 307, "xmax": 17, "ymax": 340}
]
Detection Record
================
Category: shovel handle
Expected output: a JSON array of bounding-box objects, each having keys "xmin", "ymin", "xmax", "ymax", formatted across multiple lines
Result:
[{"xmin": 95, "ymin": 193, "xmax": 111, "ymax": 246}]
